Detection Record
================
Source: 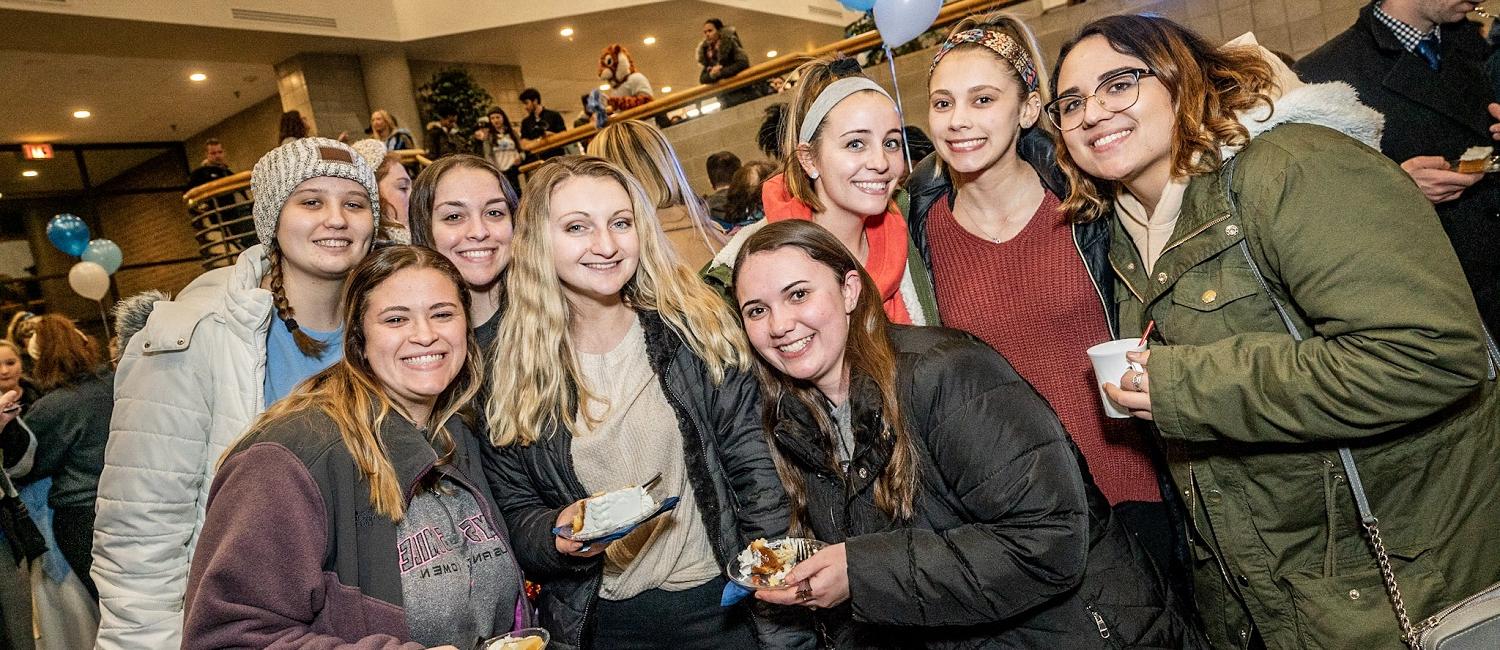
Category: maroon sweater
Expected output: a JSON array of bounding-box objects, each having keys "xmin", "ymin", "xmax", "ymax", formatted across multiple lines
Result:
[{"xmin": 927, "ymin": 192, "xmax": 1159, "ymax": 505}]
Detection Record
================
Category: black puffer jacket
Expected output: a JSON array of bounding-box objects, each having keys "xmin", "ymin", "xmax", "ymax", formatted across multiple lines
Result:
[
  {"xmin": 484, "ymin": 310, "xmax": 813, "ymax": 650},
  {"xmin": 905, "ymin": 129, "xmax": 1115, "ymax": 333},
  {"xmin": 769, "ymin": 326, "xmax": 1203, "ymax": 649}
]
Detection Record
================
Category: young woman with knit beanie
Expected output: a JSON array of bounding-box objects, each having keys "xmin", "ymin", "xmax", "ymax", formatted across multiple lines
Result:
[
  {"xmin": 902, "ymin": 12, "xmax": 1178, "ymax": 575},
  {"xmin": 92, "ymin": 137, "xmax": 377, "ymax": 650},
  {"xmin": 704, "ymin": 56, "xmax": 937, "ymax": 325}
]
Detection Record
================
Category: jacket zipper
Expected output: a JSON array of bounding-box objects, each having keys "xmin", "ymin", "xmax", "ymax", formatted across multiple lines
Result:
[
  {"xmin": 659, "ymin": 357, "xmax": 727, "ymax": 561},
  {"xmin": 1085, "ymin": 603, "xmax": 1111, "ymax": 639},
  {"xmin": 1073, "ymin": 225, "xmax": 1116, "ymax": 335},
  {"xmin": 1156, "ymin": 212, "xmax": 1231, "ymax": 260}
]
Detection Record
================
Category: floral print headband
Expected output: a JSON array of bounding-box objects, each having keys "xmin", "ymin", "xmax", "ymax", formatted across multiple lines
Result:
[{"xmin": 930, "ymin": 28, "xmax": 1039, "ymax": 92}]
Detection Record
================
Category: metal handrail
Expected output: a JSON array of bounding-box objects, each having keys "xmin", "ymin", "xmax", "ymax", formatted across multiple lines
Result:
[{"xmin": 515, "ymin": 0, "xmax": 1021, "ymax": 173}]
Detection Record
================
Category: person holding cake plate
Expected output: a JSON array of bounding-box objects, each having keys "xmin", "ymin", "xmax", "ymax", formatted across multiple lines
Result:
[
  {"xmin": 732, "ymin": 219, "xmax": 1199, "ymax": 648},
  {"xmin": 483, "ymin": 156, "xmax": 810, "ymax": 650}
]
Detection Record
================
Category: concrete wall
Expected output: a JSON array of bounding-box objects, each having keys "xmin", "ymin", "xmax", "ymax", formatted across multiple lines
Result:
[
  {"xmin": 184, "ymin": 94, "xmax": 284, "ymax": 175},
  {"xmin": 96, "ymin": 153, "xmax": 204, "ymax": 302}
]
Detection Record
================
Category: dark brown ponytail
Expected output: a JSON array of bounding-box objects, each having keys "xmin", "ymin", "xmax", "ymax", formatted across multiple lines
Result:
[{"xmin": 267, "ymin": 246, "xmax": 329, "ymax": 357}]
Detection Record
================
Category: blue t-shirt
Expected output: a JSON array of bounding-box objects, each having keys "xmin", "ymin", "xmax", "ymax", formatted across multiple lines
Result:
[{"xmin": 263, "ymin": 313, "xmax": 343, "ymax": 407}]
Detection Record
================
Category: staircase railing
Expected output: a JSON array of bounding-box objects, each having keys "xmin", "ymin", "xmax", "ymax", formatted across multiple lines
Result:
[
  {"xmin": 181, "ymin": 149, "xmax": 430, "ymax": 269},
  {"xmin": 516, "ymin": 0, "xmax": 1024, "ymax": 173},
  {"xmin": 181, "ymin": 0, "xmax": 1023, "ymax": 267}
]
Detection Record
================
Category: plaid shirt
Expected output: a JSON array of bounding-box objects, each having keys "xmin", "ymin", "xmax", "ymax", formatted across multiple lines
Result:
[{"xmin": 1373, "ymin": 1, "xmax": 1441, "ymax": 53}]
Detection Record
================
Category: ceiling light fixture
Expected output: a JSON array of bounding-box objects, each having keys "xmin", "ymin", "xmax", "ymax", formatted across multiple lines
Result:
[
  {"xmin": 599, "ymin": 84, "xmax": 610, "ymax": 91},
  {"xmin": 21, "ymin": 171, "xmax": 38, "ymax": 178},
  {"xmin": 767, "ymin": 50, "xmax": 778, "ymax": 58},
  {"xmin": 661, "ymin": 86, "xmax": 672, "ymax": 93},
  {"xmin": 73, "ymin": 110, "xmax": 91, "ymax": 119},
  {"xmin": 560, "ymin": 27, "xmax": 574, "ymax": 37},
  {"xmin": 189, "ymin": 72, "xmax": 207, "ymax": 82},
  {"xmin": 643, "ymin": 36, "xmax": 657, "ymax": 45}
]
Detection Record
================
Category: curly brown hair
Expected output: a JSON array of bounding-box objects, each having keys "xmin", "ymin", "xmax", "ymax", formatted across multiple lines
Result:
[{"xmin": 1050, "ymin": 14, "xmax": 1278, "ymax": 223}]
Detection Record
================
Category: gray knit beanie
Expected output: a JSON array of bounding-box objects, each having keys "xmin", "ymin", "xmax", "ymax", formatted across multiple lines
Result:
[{"xmin": 251, "ymin": 137, "xmax": 381, "ymax": 247}]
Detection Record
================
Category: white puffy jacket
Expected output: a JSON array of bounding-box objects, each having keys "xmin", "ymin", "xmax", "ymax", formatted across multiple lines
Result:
[{"xmin": 92, "ymin": 246, "xmax": 273, "ymax": 650}]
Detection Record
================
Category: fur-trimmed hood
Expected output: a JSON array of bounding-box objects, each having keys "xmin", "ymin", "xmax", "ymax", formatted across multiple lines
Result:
[
  {"xmin": 113, "ymin": 289, "xmax": 169, "ymax": 353},
  {"xmin": 1223, "ymin": 32, "xmax": 1384, "ymax": 161}
]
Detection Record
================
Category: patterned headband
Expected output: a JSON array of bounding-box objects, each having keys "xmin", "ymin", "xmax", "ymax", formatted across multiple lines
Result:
[{"xmin": 930, "ymin": 28, "xmax": 1039, "ymax": 92}]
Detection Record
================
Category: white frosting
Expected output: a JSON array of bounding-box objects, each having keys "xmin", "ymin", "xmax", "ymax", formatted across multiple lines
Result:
[{"xmin": 580, "ymin": 486, "xmax": 655, "ymax": 536}]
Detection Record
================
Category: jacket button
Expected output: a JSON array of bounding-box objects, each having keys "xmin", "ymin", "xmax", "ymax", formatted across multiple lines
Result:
[
  {"xmin": 1201, "ymin": 290, "xmax": 1217, "ymax": 304},
  {"xmin": 177, "ymin": 338, "xmax": 186, "ymax": 345},
  {"xmin": 1225, "ymin": 224, "xmax": 1240, "ymax": 237},
  {"xmin": 1126, "ymin": 262, "xmax": 1136, "ymax": 271},
  {"xmin": 1348, "ymin": 588, "xmax": 1360, "ymax": 600},
  {"xmin": 1237, "ymin": 574, "xmax": 1250, "ymax": 587},
  {"xmin": 857, "ymin": 467, "xmax": 868, "ymax": 479},
  {"xmin": 1156, "ymin": 272, "xmax": 1168, "ymax": 284},
  {"xmin": 142, "ymin": 342, "xmax": 151, "ymax": 349}
]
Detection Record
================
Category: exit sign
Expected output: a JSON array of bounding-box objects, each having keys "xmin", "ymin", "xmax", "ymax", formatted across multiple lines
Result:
[{"xmin": 21, "ymin": 143, "xmax": 53, "ymax": 160}]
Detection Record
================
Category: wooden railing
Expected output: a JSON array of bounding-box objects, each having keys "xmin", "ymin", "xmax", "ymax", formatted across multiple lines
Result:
[
  {"xmin": 516, "ymin": 0, "xmax": 1023, "ymax": 173},
  {"xmin": 180, "ymin": 0, "xmax": 1021, "ymax": 267},
  {"xmin": 180, "ymin": 149, "xmax": 429, "ymax": 269}
]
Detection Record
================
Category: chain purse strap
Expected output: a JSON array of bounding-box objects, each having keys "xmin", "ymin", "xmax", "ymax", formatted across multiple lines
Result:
[{"xmin": 1219, "ymin": 157, "xmax": 1429, "ymax": 649}]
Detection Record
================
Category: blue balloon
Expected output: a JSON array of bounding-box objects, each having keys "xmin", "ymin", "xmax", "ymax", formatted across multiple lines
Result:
[
  {"xmin": 874, "ymin": 0, "xmax": 943, "ymax": 49},
  {"xmin": 82, "ymin": 238, "xmax": 123, "ymax": 275},
  {"xmin": 840, "ymin": 0, "xmax": 876, "ymax": 10},
  {"xmin": 46, "ymin": 213, "xmax": 91, "ymax": 257}
]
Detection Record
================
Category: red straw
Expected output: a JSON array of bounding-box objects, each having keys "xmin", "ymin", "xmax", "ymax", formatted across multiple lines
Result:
[{"xmin": 1136, "ymin": 320, "xmax": 1155, "ymax": 348}]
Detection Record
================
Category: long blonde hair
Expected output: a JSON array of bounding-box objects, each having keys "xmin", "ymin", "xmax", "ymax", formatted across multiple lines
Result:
[
  {"xmin": 586, "ymin": 119, "xmax": 726, "ymax": 246},
  {"xmin": 236, "ymin": 245, "xmax": 481, "ymax": 521},
  {"xmin": 487, "ymin": 155, "xmax": 750, "ymax": 447}
]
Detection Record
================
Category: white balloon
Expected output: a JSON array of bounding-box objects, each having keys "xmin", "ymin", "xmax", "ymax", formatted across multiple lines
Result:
[
  {"xmin": 68, "ymin": 261, "xmax": 111, "ymax": 301},
  {"xmin": 873, "ymin": 0, "xmax": 942, "ymax": 49}
]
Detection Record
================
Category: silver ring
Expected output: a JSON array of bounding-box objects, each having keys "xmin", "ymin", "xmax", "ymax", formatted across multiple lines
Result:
[
  {"xmin": 796, "ymin": 584, "xmax": 813, "ymax": 601},
  {"xmin": 1130, "ymin": 372, "xmax": 1144, "ymax": 391}
]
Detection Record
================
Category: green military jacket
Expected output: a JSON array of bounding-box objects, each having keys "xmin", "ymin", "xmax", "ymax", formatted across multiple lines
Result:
[{"xmin": 1113, "ymin": 122, "xmax": 1500, "ymax": 649}]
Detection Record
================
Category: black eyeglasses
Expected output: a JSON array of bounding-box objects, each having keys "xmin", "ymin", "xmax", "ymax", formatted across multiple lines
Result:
[{"xmin": 1045, "ymin": 68, "xmax": 1156, "ymax": 132}]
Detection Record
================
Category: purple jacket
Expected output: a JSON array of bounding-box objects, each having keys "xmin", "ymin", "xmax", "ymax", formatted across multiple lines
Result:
[{"xmin": 183, "ymin": 408, "xmax": 530, "ymax": 649}]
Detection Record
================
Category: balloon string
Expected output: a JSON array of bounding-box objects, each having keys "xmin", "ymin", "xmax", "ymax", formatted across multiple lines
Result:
[
  {"xmin": 884, "ymin": 44, "xmax": 914, "ymax": 173},
  {"xmin": 97, "ymin": 299, "xmax": 112, "ymax": 342}
]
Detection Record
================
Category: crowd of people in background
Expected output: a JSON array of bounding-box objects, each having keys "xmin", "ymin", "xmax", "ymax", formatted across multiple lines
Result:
[{"xmin": 5, "ymin": 2, "xmax": 1500, "ymax": 649}]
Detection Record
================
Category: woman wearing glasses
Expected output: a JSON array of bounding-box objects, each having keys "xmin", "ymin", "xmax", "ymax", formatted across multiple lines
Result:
[
  {"xmin": 904, "ymin": 11, "xmax": 1179, "ymax": 578},
  {"xmin": 1051, "ymin": 15, "xmax": 1500, "ymax": 649}
]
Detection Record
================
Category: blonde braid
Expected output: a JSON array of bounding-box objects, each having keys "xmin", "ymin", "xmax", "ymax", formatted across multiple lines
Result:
[{"xmin": 268, "ymin": 246, "xmax": 329, "ymax": 358}]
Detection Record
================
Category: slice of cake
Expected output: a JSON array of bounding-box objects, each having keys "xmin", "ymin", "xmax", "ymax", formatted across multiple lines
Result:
[
  {"xmin": 573, "ymin": 486, "xmax": 656, "ymax": 537},
  {"xmin": 1455, "ymin": 146, "xmax": 1495, "ymax": 173}
]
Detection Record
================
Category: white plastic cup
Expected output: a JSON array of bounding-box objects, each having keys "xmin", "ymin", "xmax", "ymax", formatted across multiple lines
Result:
[{"xmin": 1086, "ymin": 338, "xmax": 1147, "ymax": 419}]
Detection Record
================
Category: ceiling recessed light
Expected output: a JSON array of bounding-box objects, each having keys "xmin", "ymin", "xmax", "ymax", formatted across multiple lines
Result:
[
  {"xmin": 560, "ymin": 27, "xmax": 574, "ymax": 37},
  {"xmin": 767, "ymin": 50, "xmax": 778, "ymax": 58},
  {"xmin": 21, "ymin": 171, "xmax": 38, "ymax": 178},
  {"xmin": 189, "ymin": 72, "xmax": 207, "ymax": 82},
  {"xmin": 661, "ymin": 86, "xmax": 672, "ymax": 93},
  {"xmin": 599, "ymin": 84, "xmax": 610, "ymax": 91},
  {"xmin": 643, "ymin": 36, "xmax": 657, "ymax": 45},
  {"xmin": 72, "ymin": 110, "xmax": 91, "ymax": 119}
]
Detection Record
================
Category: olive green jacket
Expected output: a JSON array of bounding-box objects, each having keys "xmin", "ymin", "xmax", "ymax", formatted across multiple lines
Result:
[{"xmin": 1113, "ymin": 88, "xmax": 1500, "ymax": 649}]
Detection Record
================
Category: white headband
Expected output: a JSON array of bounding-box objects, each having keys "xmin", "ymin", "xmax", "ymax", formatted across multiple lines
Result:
[{"xmin": 797, "ymin": 77, "xmax": 894, "ymax": 145}]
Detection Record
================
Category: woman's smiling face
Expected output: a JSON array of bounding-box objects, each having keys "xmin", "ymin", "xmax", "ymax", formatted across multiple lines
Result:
[{"xmin": 1054, "ymin": 35, "xmax": 1175, "ymax": 188}]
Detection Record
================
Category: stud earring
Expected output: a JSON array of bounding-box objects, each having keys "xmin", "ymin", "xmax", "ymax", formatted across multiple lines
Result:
[{"xmin": 808, "ymin": 170, "xmax": 820, "ymax": 180}]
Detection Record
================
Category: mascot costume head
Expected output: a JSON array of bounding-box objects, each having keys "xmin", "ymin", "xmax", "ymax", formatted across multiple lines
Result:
[{"xmin": 598, "ymin": 44, "xmax": 654, "ymax": 112}]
